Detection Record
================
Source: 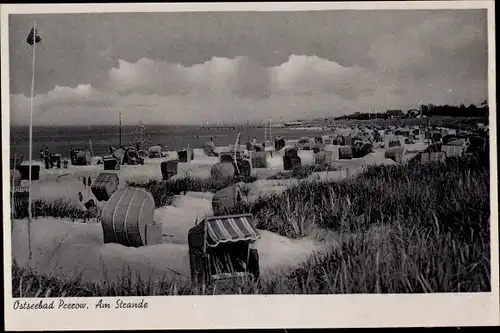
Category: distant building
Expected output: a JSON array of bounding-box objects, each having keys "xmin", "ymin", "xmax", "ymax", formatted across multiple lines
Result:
[
  {"xmin": 284, "ymin": 121, "xmax": 303, "ymax": 127},
  {"xmin": 386, "ymin": 109, "xmax": 404, "ymax": 119},
  {"xmin": 406, "ymin": 109, "xmax": 421, "ymax": 118}
]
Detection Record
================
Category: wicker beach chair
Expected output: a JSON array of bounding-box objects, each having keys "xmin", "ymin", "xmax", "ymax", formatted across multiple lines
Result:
[{"xmin": 188, "ymin": 213, "xmax": 260, "ymax": 287}]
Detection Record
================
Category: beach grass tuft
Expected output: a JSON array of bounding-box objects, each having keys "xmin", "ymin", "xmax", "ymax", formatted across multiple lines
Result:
[
  {"xmin": 127, "ymin": 175, "xmax": 258, "ymax": 207},
  {"xmin": 12, "ymin": 197, "xmax": 99, "ymax": 222}
]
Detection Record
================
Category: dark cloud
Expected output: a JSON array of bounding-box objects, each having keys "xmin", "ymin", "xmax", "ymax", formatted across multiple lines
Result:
[
  {"xmin": 10, "ymin": 10, "xmax": 487, "ymax": 94},
  {"xmin": 8, "ymin": 9, "xmax": 488, "ymax": 125}
]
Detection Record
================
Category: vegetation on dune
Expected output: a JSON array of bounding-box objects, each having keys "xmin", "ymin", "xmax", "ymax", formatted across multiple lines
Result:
[
  {"xmin": 127, "ymin": 175, "xmax": 258, "ymax": 207},
  {"xmin": 266, "ymin": 171, "xmax": 293, "ymax": 180},
  {"xmin": 267, "ymin": 164, "xmax": 341, "ymax": 180},
  {"xmin": 272, "ymin": 217, "xmax": 489, "ymax": 293},
  {"xmin": 11, "ymin": 153, "xmax": 491, "ymax": 295},
  {"xmin": 11, "ymin": 262, "xmax": 193, "ymax": 297},
  {"xmin": 12, "ymin": 197, "xmax": 99, "ymax": 221},
  {"xmin": 12, "ymin": 212, "xmax": 489, "ymax": 295},
  {"xmin": 226, "ymin": 154, "xmax": 491, "ymax": 293},
  {"xmin": 231, "ymin": 154, "xmax": 489, "ymax": 240}
]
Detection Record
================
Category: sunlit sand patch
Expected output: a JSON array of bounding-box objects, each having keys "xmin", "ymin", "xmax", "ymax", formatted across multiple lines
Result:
[{"xmin": 12, "ymin": 217, "xmax": 325, "ymax": 285}]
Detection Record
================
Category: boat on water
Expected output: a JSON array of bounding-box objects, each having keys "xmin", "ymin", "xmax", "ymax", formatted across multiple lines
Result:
[{"xmin": 131, "ymin": 121, "xmax": 152, "ymax": 155}]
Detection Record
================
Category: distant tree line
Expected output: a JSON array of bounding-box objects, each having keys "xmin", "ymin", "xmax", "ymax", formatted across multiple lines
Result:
[
  {"xmin": 334, "ymin": 100, "xmax": 489, "ymax": 120},
  {"xmin": 421, "ymin": 101, "xmax": 488, "ymax": 118}
]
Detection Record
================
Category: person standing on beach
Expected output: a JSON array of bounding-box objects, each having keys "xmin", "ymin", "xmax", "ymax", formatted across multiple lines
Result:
[
  {"xmin": 248, "ymin": 240, "xmax": 260, "ymax": 280},
  {"xmin": 44, "ymin": 148, "xmax": 50, "ymax": 169}
]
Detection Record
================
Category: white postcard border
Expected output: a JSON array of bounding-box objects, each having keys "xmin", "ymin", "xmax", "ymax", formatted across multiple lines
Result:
[{"xmin": 2, "ymin": 1, "xmax": 498, "ymax": 330}]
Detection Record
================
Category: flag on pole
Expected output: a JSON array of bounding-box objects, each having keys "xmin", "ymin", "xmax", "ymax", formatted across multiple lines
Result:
[{"xmin": 26, "ymin": 26, "xmax": 41, "ymax": 45}]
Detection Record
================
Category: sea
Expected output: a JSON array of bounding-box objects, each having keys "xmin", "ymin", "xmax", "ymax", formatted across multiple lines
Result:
[{"xmin": 10, "ymin": 125, "xmax": 333, "ymax": 160}]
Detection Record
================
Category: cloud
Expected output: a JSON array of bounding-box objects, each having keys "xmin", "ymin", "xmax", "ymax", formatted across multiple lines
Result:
[
  {"xmin": 108, "ymin": 58, "xmax": 184, "ymax": 96},
  {"xmin": 10, "ymin": 85, "xmax": 116, "ymax": 126},
  {"xmin": 107, "ymin": 57, "xmax": 239, "ymax": 97},
  {"xmin": 8, "ymin": 10, "xmax": 488, "ymax": 126},
  {"xmin": 270, "ymin": 55, "xmax": 373, "ymax": 99},
  {"xmin": 10, "ymin": 49, "xmax": 488, "ymax": 126},
  {"xmin": 106, "ymin": 55, "xmax": 381, "ymax": 100}
]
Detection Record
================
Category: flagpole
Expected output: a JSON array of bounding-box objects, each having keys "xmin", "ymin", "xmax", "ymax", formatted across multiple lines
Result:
[
  {"xmin": 269, "ymin": 118, "xmax": 272, "ymax": 146},
  {"xmin": 28, "ymin": 20, "xmax": 37, "ymax": 263},
  {"xmin": 119, "ymin": 112, "xmax": 122, "ymax": 148},
  {"xmin": 88, "ymin": 125, "xmax": 94, "ymax": 157}
]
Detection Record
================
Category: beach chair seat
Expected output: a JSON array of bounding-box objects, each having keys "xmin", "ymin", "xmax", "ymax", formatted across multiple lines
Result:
[
  {"xmin": 178, "ymin": 150, "xmax": 188, "ymax": 163},
  {"xmin": 234, "ymin": 159, "xmax": 251, "ymax": 177},
  {"xmin": 209, "ymin": 252, "xmax": 253, "ymax": 281},
  {"xmin": 211, "ymin": 272, "xmax": 253, "ymax": 281},
  {"xmin": 220, "ymin": 153, "xmax": 234, "ymax": 163},
  {"xmin": 91, "ymin": 172, "xmax": 119, "ymax": 201},
  {"xmin": 103, "ymin": 155, "xmax": 120, "ymax": 170},
  {"xmin": 250, "ymin": 151, "xmax": 269, "ymax": 168},
  {"xmin": 338, "ymin": 146, "xmax": 353, "ymax": 160},
  {"xmin": 283, "ymin": 156, "xmax": 301, "ymax": 170},
  {"xmin": 16, "ymin": 164, "xmax": 40, "ymax": 181},
  {"xmin": 161, "ymin": 159, "xmax": 179, "ymax": 180}
]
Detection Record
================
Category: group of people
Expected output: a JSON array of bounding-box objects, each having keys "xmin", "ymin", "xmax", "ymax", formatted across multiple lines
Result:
[
  {"xmin": 40, "ymin": 148, "xmax": 53, "ymax": 169},
  {"xmin": 40, "ymin": 147, "xmax": 68, "ymax": 169}
]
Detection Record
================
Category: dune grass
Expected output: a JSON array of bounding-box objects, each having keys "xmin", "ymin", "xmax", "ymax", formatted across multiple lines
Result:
[
  {"xmin": 127, "ymin": 175, "xmax": 258, "ymax": 207},
  {"xmin": 12, "ymin": 216, "xmax": 489, "ymax": 295},
  {"xmin": 11, "ymin": 153, "xmax": 491, "ymax": 295},
  {"xmin": 233, "ymin": 155, "xmax": 489, "ymax": 241},
  {"xmin": 267, "ymin": 164, "xmax": 341, "ymax": 180},
  {"xmin": 11, "ymin": 197, "xmax": 98, "ymax": 221}
]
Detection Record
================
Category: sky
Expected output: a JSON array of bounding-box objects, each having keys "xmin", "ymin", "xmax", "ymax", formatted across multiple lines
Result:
[{"xmin": 9, "ymin": 9, "xmax": 488, "ymax": 126}]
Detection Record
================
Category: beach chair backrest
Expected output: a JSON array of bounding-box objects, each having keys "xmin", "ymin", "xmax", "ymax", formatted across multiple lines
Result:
[{"xmin": 207, "ymin": 242, "xmax": 252, "ymax": 282}]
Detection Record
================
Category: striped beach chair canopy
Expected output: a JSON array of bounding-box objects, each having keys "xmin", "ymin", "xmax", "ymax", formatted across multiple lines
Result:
[
  {"xmin": 188, "ymin": 214, "xmax": 260, "ymax": 252},
  {"xmin": 205, "ymin": 214, "xmax": 260, "ymax": 248}
]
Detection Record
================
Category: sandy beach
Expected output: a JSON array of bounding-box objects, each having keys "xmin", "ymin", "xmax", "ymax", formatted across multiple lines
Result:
[{"xmin": 10, "ymin": 143, "xmax": 413, "ymax": 286}]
